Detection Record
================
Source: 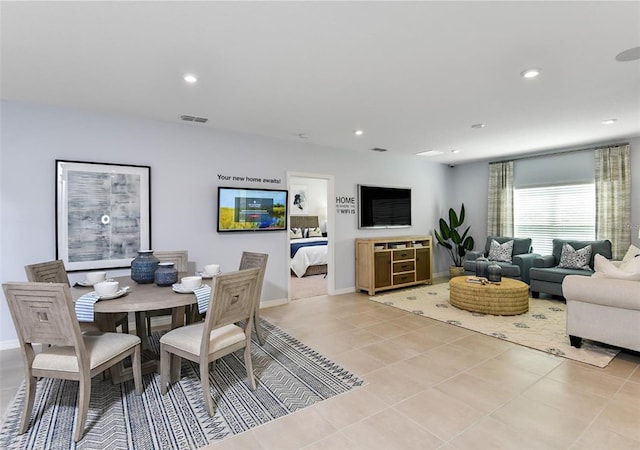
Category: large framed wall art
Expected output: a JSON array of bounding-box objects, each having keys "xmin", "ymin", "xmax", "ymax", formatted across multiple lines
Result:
[{"xmin": 56, "ymin": 160, "xmax": 151, "ymax": 271}]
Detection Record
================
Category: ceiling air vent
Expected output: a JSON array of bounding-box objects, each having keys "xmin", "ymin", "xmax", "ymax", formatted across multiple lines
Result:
[
  {"xmin": 180, "ymin": 115, "xmax": 208, "ymax": 124},
  {"xmin": 371, "ymin": 147, "xmax": 388, "ymax": 152}
]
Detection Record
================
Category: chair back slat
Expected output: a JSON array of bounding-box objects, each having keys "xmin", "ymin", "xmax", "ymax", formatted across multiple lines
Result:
[
  {"xmin": 238, "ymin": 252, "xmax": 268, "ymax": 306},
  {"xmin": 24, "ymin": 260, "xmax": 70, "ymax": 285},
  {"xmin": 202, "ymin": 268, "xmax": 260, "ymax": 342},
  {"xmin": 2, "ymin": 282, "xmax": 82, "ymax": 347},
  {"xmin": 154, "ymin": 251, "xmax": 189, "ymax": 272}
]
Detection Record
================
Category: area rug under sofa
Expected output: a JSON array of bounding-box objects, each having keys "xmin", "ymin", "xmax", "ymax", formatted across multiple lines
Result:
[{"xmin": 370, "ymin": 282, "xmax": 619, "ymax": 368}]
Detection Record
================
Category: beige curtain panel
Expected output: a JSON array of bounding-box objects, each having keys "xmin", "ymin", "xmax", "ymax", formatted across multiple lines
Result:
[
  {"xmin": 487, "ymin": 160, "xmax": 514, "ymax": 237},
  {"xmin": 595, "ymin": 144, "xmax": 631, "ymax": 260}
]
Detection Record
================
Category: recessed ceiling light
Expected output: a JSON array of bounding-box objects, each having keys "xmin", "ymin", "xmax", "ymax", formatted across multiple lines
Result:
[
  {"xmin": 520, "ymin": 68, "xmax": 541, "ymax": 79},
  {"xmin": 471, "ymin": 123, "xmax": 485, "ymax": 129},
  {"xmin": 354, "ymin": 129, "xmax": 364, "ymax": 136},
  {"xmin": 416, "ymin": 150, "xmax": 444, "ymax": 157},
  {"xmin": 602, "ymin": 119, "xmax": 617, "ymax": 125},
  {"xmin": 184, "ymin": 74, "xmax": 198, "ymax": 83},
  {"xmin": 451, "ymin": 150, "xmax": 461, "ymax": 154}
]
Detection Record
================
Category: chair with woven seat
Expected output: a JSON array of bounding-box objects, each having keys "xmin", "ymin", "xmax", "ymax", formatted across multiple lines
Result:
[
  {"xmin": 159, "ymin": 267, "xmax": 260, "ymax": 416},
  {"xmin": 238, "ymin": 252, "xmax": 268, "ymax": 345},
  {"xmin": 25, "ymin": 260, "xmax": 129, "ymax": 333},
  {"xmin": 144, "ymin": 250, "xmax": 189, "ymax": 335},
  {"xmin": 2, "ymin": 282, "xmax": 143, "ymax": 442}
]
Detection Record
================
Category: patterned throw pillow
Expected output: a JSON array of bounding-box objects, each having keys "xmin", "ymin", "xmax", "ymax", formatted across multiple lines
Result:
[
  {"xmin": 289, "ymin": 228, "xmax": 303, "ymax": 240},
  {"xmin": 558, "ymin": 243, "xmax": 592, "ymax": 270},
  {"xmin": 488, "ymin": 239, "xmax": 514, "ymax": 262},
  {"xmin": 308, "ymin": 227, "xmax": 323, "ymax": 237}
]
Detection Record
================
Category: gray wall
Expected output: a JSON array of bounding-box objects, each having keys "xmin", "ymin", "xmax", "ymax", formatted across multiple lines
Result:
[
  {"xmin": 449, "ymin": 138, "xmax": 640, "ymax": 252},
  {"xmin": 0, "ymin": 101, "xmax": 451, "ymax": 346},
  {"xmin": 2, "ymin": 100, "xmax": 637, "ymax": 346}
]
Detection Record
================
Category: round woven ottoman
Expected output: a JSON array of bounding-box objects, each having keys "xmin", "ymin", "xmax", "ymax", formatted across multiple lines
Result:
[{"xmin": 449, "ymin": 276, "xmax": 529, "ymax": 315}]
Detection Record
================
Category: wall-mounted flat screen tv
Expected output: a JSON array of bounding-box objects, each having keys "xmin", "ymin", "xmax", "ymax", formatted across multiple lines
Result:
[
  {"xmin": 217, "ymin": 187, "xmax": 288, "ymax": 232},
  {"xmin": 358, "ymin": 184, "xmax": 412, "ymax": 229}
]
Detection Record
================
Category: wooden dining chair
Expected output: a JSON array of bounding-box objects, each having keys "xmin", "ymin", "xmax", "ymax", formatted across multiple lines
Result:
[
  {"xmin": 2, "ymin": 282, "xmax": 143, "ymax": 442},
  {"xmin": 25, "ymin": 260, "xmax": 129, "ymax": 334},
  {"xmin": 159, "ymin": 267, "xmax": 260, "ymax": 416},
  {"xmin": 238, "ymin": 252, "xmax": 269, "ymax": 345},
  {"xmin": 144, "ymin": 250, "xmax": 189, "ymax": 335}
]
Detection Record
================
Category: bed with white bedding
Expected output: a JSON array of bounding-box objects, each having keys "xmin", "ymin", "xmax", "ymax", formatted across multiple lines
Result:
[{"xmin": 290, "ymin": 215, "xmax": 328, "ymax": 277}]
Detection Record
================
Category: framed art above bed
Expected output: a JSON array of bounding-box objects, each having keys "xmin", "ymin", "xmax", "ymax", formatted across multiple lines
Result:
[{"xmin": 289, "ymin": 215, "xmax": 328, "ymax": 277}]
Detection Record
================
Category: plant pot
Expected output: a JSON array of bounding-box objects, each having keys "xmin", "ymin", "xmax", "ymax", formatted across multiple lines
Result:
[{"xmin": 449, "ymin": 266, "xmax": 465, "ymax": 278}]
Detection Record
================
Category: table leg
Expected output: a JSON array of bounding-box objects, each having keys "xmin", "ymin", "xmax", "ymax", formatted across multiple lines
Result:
[
  {"xmin": 169, "ymin": 306, "xmax": 186, "ymax": 380},
  {"xmin": 135, "ymin": 311, "xmax": 150, "ymax": 350}
]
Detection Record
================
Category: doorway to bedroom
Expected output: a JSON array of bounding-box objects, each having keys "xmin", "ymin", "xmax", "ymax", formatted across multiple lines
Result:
[{"xmin": 288, "ymin": 174, "xmax": 331, "ymax": 301}]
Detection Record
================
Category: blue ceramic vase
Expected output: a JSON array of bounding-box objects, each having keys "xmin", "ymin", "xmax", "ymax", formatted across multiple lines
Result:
[
  {"xmin": 475, "ymin": 256, "xmax": 490, "ymax": 278},
  {"xmin": 155, "ymin": 262, "xmax": 178, "ymax": 287},
  {"xmin": 487, "ymin": 262, "xmax": 502, "ymax": 283},
  {"xmin": 131, "ymin": 250, "xmax": 159, "ymax": 284}
]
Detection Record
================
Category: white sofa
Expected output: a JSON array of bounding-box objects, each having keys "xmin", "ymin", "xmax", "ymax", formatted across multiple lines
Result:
[{"xmin": 562, "ymin": 274, "xmax": 640, "ymax": 352}]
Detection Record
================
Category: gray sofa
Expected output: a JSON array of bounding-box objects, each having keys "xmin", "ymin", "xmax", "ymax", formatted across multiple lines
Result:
[
  {"xmin": 464, "ymin": 236, "xmax": 538, "ymax": 284},
  {"xmin": 529, "ymin": 239, "xmax": 612, "ymax": 298}
]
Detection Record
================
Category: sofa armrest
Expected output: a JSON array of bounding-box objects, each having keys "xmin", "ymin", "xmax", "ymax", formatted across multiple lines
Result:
[
  {"xmin": 465, "ymin": 251, "xmax": 484, "ymax": 262},
  {"xmin": 533, "ymin": 255, "xmax": 556, "ymax": 268},
  {"xmin": 513, "ymin": 253, "xmax": 540, "ymax": 284}
]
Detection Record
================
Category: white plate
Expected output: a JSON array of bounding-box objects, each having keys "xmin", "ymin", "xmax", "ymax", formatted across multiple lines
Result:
[
  {"xmin": 91, "ymin": 286, "xmax": 130, "ymax": 300},
  {"xmin": 172, "ymin": 283, "xmax": 204, "ymax": 294},
  {"xmin": 76, "ymin": 278, "xmax": 114, "ymax": 287},
  {"xmin": 195, "ymin": 272, "xmax": 213, "ymax": 279}
]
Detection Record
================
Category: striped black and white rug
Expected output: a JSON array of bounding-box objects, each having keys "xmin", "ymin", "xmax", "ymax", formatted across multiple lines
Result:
[{"xmin": 1, "ymin": 320, "xmax": 363, "ymax": 449}]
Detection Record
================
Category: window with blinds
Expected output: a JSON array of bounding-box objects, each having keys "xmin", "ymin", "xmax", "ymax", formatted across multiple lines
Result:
[{"xmin": 514, "ymin": 183, "xmax": 595, "ymax": 255}]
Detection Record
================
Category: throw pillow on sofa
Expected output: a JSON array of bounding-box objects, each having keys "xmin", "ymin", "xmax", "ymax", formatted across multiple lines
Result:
[
  {"xmin": 594, "ymin": 253, "xmax": 640, "ymax": 281},
  {"xmin": 621, "ymin": 244, "xmax": 640, "ymax": 266},
  {"xmin": 488, "ymin": 239, "xmax": 514, "ymax": 262},
  {"xmin": 558, "ymin": 243, "xmax": 592, "ymax": 270}
]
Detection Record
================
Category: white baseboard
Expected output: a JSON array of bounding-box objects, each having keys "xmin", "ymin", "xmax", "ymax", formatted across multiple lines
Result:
[
  {"xmin": 259, "ymin": 297, "xmax": 288, "ymax": 309},
  {"xmin": 0, "ymin": 339, "xmax": 20, "ymax": 350},
  {"xmin": 333, "ymin": 286, "xmax": 356, "ymax": 295}
]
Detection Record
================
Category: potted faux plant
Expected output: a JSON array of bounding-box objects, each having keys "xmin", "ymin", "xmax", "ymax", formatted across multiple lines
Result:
[{"xmin": 434, "ymin": 203, "xmax": 475, "ymax": 277}]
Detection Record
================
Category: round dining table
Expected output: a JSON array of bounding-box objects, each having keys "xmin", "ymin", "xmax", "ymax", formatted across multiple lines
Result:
[{"xmin": 71, "ymin": 273, "xmax": 206, "ymax": 383}]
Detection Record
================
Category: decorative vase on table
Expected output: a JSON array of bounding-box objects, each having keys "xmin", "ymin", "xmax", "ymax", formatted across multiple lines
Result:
[
  {"xmin": 131, "ymin": 250, "xmax": 159, "ymax": 284},
  {"xmin": 475, "ymin": 256, "xmax": 490, "ymax": 278},
  {"xmin": 155, "ymin": 262, "xmax": 178, "ymax": 287},
  {"xmin": 487, "ymin": 262, "xmax": 502, "ymax": 283}
]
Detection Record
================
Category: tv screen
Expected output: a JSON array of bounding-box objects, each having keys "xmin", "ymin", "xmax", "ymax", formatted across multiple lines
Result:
[
  {"xmin": 358, "ymin": 184, "xmax": 412, "ymax": 229},
  {"xmin": 217, "ymin": 187, "xmax": 288, "ymax": 232}
]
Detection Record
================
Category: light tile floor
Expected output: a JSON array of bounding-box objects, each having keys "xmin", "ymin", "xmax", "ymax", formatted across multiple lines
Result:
[{"xmin": 1, "ymin": 283, "xmax": 639, "ymax": 449}]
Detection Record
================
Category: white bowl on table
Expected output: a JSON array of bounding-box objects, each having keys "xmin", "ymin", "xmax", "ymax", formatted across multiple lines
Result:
[
  {"xmin": 203, "ymin": 264, "xmax": 220, "ymax": 277},
  {"xmin": 85, "ymin": 271, "xmax": 107, "ymax": 285},
  {"xmin": 94, "ymin": 281, "xmax": 119, "ymax": 297},
  {"xmin": 181, "ymin": 276, "xmax": 202, "ymax": 291}
]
